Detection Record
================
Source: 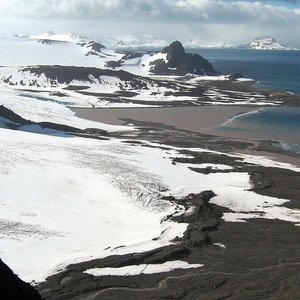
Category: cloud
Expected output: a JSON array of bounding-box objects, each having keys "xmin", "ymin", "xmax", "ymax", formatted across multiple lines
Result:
[
  {"xmin": 0, "ymin": 0, "xmax": 298, "ymax": 24},
  {"xmin": 0, "ymin": 0, "xmax": 123, "ymax": 18},
  {"xmin": 174, "ymin": 0, "xmax": 300, "ymax": 23},
  {"xmin": 0, "ymin": 0, "xmax": 299, "ymax": 47}
]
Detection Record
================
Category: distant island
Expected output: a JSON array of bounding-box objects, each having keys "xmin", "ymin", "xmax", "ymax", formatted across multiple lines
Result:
[{"xmin": 234, "ymin": 36, "xmax": 297, "ymax": 50}]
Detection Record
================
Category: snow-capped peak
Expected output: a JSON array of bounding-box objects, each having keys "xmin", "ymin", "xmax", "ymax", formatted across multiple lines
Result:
[
  {"xmin": 30, "ymin": 31, "xmax": 85, "ymax": 43},
  {"xmin": 239, "ymin": 36, "xmax": 290, "ymax": 50},
  {"xmin": 104, "ymin": 34, "xmax": 169, "ymax": 49}
]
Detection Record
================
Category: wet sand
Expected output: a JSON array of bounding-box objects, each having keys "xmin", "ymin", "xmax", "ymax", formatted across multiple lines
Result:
[
  {"xmin": 73, "ymin": 105, "xmax": 300, "ymax": 168},
  {"xmin": 73, "ymin": 105, "xmax": 256, "ymax": 134},
  {"xmin": 73, "ymin": 105, "xmax": 300, "ymax": 144},
  {"xmin": 72, "ymin": 105, "xmax": 256, "ymax": 136}
]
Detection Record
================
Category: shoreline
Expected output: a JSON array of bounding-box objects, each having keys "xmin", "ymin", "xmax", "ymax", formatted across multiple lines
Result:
[
  {"xmin": 72, "ymin": 104, "xmax": 259, "ymax": 132},
  {"xmin": 1, "ymin": 38, "xmax": 300, "ymax": 300},
  {"xmin": 38, "ymin": 112, "xmax": 300, "ymax": 299},
  {"xmin": 72, "ymin": 105, "xmax": 300, "ymax": 166}
]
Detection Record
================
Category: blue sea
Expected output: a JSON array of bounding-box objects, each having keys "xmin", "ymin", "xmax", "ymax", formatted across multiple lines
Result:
[
  {"xmin": 217, "ymin": 107, "xmax": 300, "ymax": 145},
  {"xmin": 188, "ymin": 49, "xmax": 300, "ymax": 148},
  {"xmin": 189, "ymin": 48, "xmax": 300, "ymax": 95}
]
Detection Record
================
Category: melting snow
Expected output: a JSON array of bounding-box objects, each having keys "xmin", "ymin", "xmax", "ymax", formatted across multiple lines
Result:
[{"xmin": 84, "ymin": 260, "xmax": 203, "ymax": 276}]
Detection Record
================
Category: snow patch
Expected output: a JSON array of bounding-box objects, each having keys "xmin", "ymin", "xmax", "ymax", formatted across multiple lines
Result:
[{"xmin": 84, "ymin": 260, "xmax": 203, "ymax": 276}]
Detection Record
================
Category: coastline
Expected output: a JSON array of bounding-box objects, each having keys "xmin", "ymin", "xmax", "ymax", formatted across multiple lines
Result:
[
  {"xmin": 72, "ymin": 105, "xmax": 257, "ymax": 131},
  {"xmin": 39, "ymin": 104, "xmax": 300, "ymax": 299},
  {"xmin": 72, "ymin": 105, "xmax": 300, "ymax": 166},
  {"xmin": 1, "ymin": 34, "xmax": 300, "ymax": 300}
]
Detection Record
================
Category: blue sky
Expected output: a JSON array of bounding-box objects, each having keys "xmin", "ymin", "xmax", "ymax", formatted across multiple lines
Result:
[{"xmin": 0, "ymin": 0, "xmax": 299, "ymax": 47}]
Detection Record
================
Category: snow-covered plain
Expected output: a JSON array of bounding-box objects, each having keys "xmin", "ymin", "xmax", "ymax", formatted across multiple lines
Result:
[
  {"xmin": 1, "ymin": 120, "xmax": 300, "ymax": 283},
  {"xmin": 0, "ymin": 128, "xmax": 189, "ymax": 283}
]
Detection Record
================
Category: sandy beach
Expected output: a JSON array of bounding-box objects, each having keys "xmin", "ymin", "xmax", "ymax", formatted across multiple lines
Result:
[
  {"xmin": 72, "ymin": 106, "xmax": 256, "ymax": 131},
  {"xmin": 73, "ymin": 105, "xmax": 300, "ymax": 144}
]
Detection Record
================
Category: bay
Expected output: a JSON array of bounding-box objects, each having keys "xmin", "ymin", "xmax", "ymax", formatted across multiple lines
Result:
[{"xmin": 189, "ymin": 48, "xmax": 300, "ymax": 95}]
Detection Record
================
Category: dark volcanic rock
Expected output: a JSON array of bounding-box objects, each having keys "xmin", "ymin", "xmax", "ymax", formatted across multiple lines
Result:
[
  {"xmin": 0, "ymin": 105, "xmax": 89, "ymax": 134},
  {"xmin": 20, "ymin": 66, "xmax": 155, "ymax": 90},
  {"xmin": 150, "ymin": 41, "xmax": 216, "ymax": 76},
  {"xmin": 163, "ymin": 41, "xmax": 186, "ymax": 67},
  {"xmin": 0, "ymin": 259, "xmax": 41, "ymax": 300},
  {"xmin": 16, "ymin": 66, "xmax": 181, "ymax": 94},
  {"xmin": 0, "ymin": 105, "xmax": 29, "ymax": 124}
]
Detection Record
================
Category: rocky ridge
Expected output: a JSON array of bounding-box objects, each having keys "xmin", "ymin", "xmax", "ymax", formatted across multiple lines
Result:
[
  {"xmin": 0, "ymin": 259, "xmax": 41, "ymax": 300},
  {"xmin": 149, "ymin": 41, "xmax": 216, "ymax": 75}
]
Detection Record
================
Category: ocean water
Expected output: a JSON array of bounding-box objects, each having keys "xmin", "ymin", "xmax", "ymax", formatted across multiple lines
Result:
[
  {"xmin": 189, "ymin": 48, "xmax": 300, "ymax": 95},
  {"xmin": 188, "ymin": 49, "xmax": 300, "ymax": 147},
  {"xmin": 218, "ymin": 107, "xmax": 300, "ymax": 146}
]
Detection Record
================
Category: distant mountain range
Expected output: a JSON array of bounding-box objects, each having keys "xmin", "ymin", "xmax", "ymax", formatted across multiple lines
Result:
[
  {"xmin": 236, "ymin": 36, "xmax": 296, "ymax": 50},
  {"xmin": 109, "ymin": 35, "xmax": 298, "ymax": 51},
  {"xmin": 3, "ymin": 32, "xmax": 298, "ymax": 51}
]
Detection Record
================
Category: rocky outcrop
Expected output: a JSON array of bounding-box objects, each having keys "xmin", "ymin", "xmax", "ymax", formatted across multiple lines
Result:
[
  {"xmin": 0, "ymin": 259, "xmax": 42, "ymax": 300},
  {"xmin": 0, "ymin": 105, "xmax": 86, "ymax": 134},
  {"xmin": 150, "ymin": 41, "xmax": 216, "ymax": 76}
]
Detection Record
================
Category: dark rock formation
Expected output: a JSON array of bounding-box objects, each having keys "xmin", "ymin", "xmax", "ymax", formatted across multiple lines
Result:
[
  {"xmin": 0, "ymin": 105, "xmax": 87, "ymax": 134},
  {"xmin": 0, "ymin": 258, "xmax": 42, "ymax": 300},
  {"xmin": 78, "ymin": 41, "xmax": 105, "ymax": 57},
  {"xmin": 164, "ymin": 41, "xmax": 186, "ymax": 67},
  {"xmin": 20, "ymin": 66, "xmax": 152, "ymax": 89},
  {"xmin": 38, "ymin": 189, "xmax": 222, "ymax": 300},
  {"xmin": 175, "ymin": 190, "xmax": 220, "ymax": 248},
  {"xmin": 15, "ymin": 66, "xmax": 181, "ymax": 94},
  {"xmin": 150, "ymin": 41, "xmax": 216, "ymax": 76},
  {"xmin": 0, "ymin": 105, "xmax": 28, "ymax": 124}
]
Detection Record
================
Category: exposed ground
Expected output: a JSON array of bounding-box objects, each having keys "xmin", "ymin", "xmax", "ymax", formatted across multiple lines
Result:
[{"xmin": 38, "ymin": 120, "xmax": 300, "ymax": 300}]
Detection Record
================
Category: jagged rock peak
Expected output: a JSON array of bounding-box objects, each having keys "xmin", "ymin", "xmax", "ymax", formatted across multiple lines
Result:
[
  {"xmin": 150, "ymin": 40, "xmax": 216, "ymax": 76},
  {"xmin": 163, "ymin": 41, "xmax": 186, "ymax": 67}
]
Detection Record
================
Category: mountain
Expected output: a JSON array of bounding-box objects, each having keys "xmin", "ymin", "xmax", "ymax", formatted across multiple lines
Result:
[
  {"xmin": 149, "ymin": 41, "xmax": 216, "ymax": 76},
  {"xmin": 111, "ymin": 34, "xmax": 169, "ymax": 49},
  {"xmin": 0, "ymin": 32, "xmax": 215, "ymax": 76},
  {"xmin": 238, "ymin": 36, "xmax": 292, "ymax": 50},
  {"xmin": 30, "ymin": 31, "xmax": 84, "ymax": 43},
  {"xmin": 0, "ymin": 33, "xmax": 225, "ymax": 109}
]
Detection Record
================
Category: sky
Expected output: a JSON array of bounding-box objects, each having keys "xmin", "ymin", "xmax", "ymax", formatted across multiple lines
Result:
[{"xmin": 0, "ymin": 0, "xmax": 299, "ymax": 47}]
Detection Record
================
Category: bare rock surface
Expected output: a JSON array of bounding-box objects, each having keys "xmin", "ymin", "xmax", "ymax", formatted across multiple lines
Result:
[
  {"xmin": 0, "ymin": 259, "xmax": 42, "ymax": 300},
  {"xmin": 150, "ymin": 41, "xmax": 216, "ymax": 75}
]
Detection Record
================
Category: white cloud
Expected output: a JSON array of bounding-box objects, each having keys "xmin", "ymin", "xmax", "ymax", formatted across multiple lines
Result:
[
  {"xmin": 0, "ymin": 0, "xmax": 299, "ymax": 47},
  {"xmin": 0, "ymin": 0, "xmax": 298, "ymax": 22},
  {"xmin": 0, "ymin": 0, "xmax": 123, "ymax": 18}
]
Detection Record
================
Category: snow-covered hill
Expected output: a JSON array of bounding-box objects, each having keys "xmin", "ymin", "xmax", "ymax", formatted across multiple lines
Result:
[
  {"xmin": 0, "ymin": 32, "xmax": 278, "ymax": 108},
  {"xmin": 238, "ymin": 36, "xmax": 292, "ymax": 50},
  {"xmin": 0, "ymin": 32, "xmax": 218, "ymax": 76}
]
